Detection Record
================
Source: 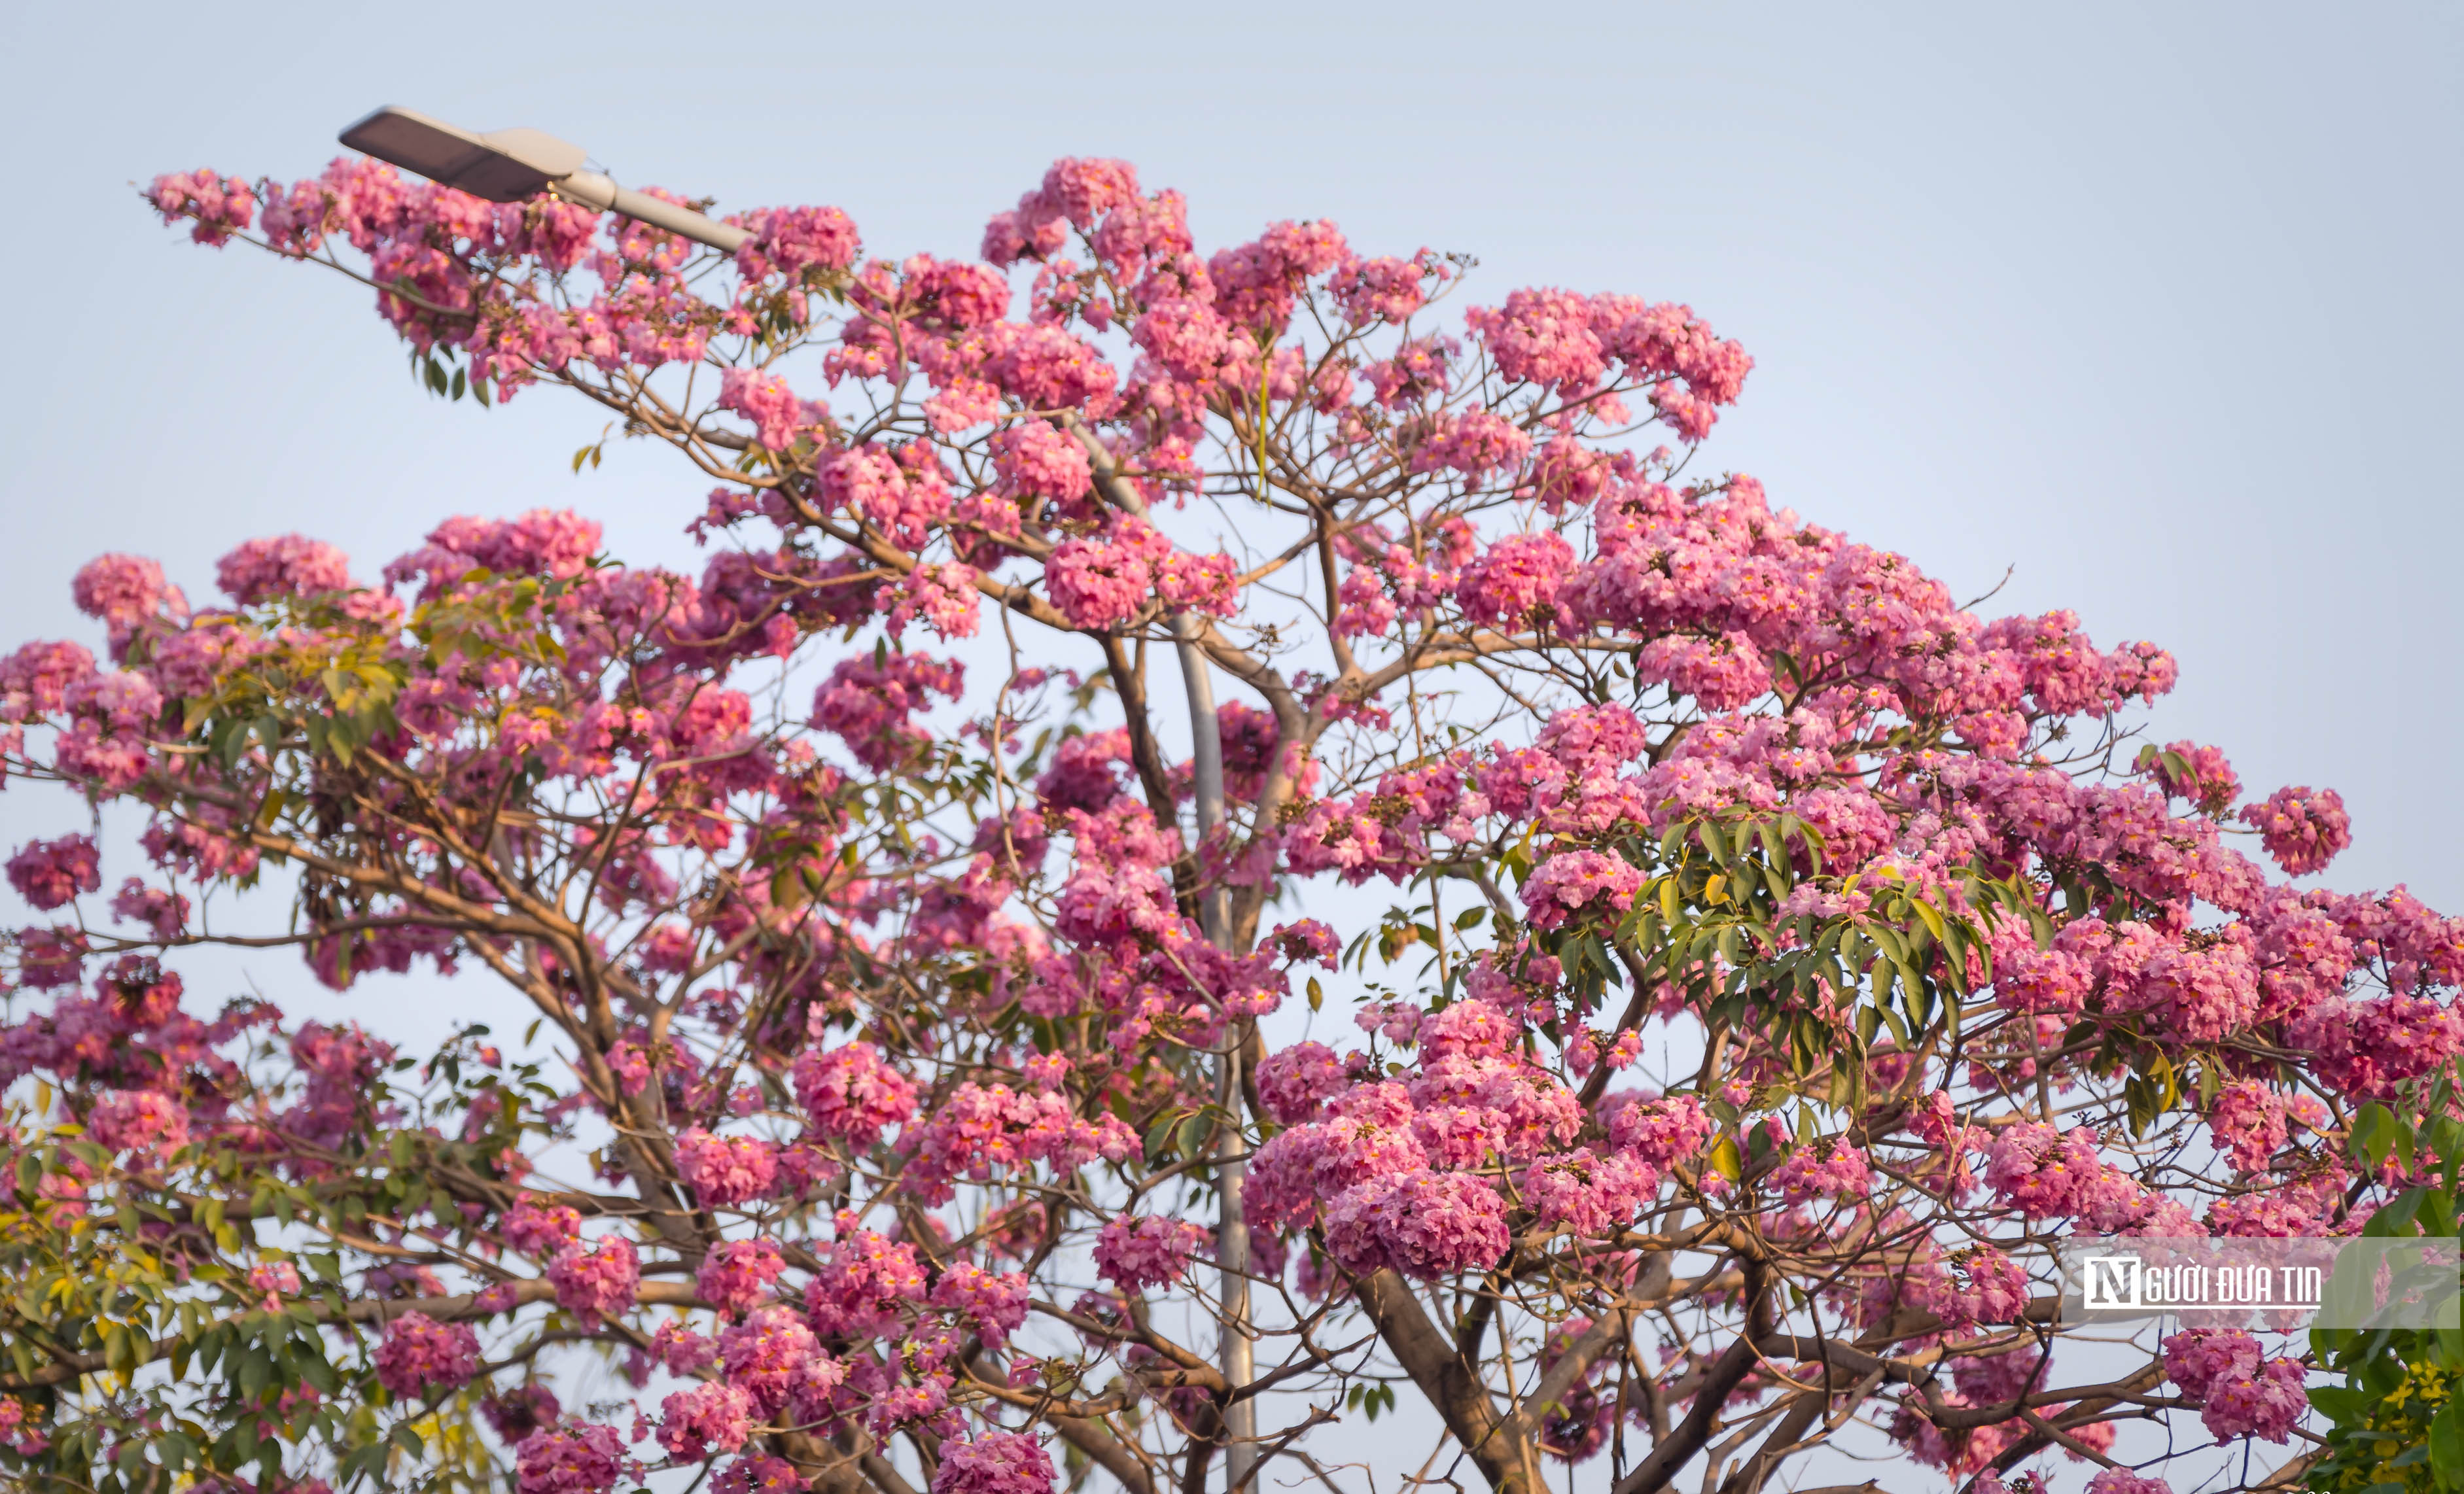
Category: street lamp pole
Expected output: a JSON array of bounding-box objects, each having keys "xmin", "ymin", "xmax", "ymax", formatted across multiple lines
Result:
[{"xmin": 337, "ymin": 107, "xmax": 747, "ymax": 252}]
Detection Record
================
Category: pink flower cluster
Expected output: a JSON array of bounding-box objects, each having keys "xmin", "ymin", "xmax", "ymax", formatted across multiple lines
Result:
[
  {"xmin": 1046, "ymin": 519, "xmax": 1176, "ymax": 630},
  {"xmin": 718, "ymin": 367, "xmax": 820, "ymax": 453},
  {"xmin": 1323, "ymin": 1168, "xmax": 1511, "ymax": 1279},
  {"xmin": 1981, "ymin": 1122, "xmax": 2106, "ymax": 1219},
  {"xmin": 675, "ymin": 1128, "xmax": 780, "ymax": 1206},
  {"xmin": 7, "ymin": 835, "xmax": 99, "ymax": 912},
  {"xmin": 1093, "ymin": 1215, "xmax": 1210, "ymax": 1293},
  {"xmin": 216, "ymin": 534, "xmax": 355, "ymax": 604},
  {"xmin": 791, "ymin": 1039, "xmax": 919, "ymax": 1148},
  {"xmin": 658, "ymin": 1380, "xmax": 758, "ymax": 1461},
  {"xmin": 546, "ymin": 1236, "xmax": 639, "ymax": 1326},
  {"xmin": 697, "ymin": 1238, "xmax": 786, "ymax": 1316},
  {"xmin": 931, "ymin": 1431, "xmax": 1057, "ymax": 1494},
  {"xmin": 2161, "ymin": 1330, "xmax": 2305, "ymax": 1442},
  {"xmin": 147, "ymin": 170, "xmax": 256, "ymax": 245},
  {"xmin": 811, "ymin": 654, "xmax": 965, "ymax": 773},
  {"xmin": 1767, "ymin": 1141, "xmax": 1873, "ymax": 1204},
  {"xmin": 372, "ymin": 1312, "xmax": 481, "ymax": 1398},
  {"xmin": 71, "ymin": 555, "xmax": 184, "ymax": 640},
  {"xmin": 1519, "ymin": 1148, "xmax": 1659, "ymax": 1232},
  {"xmin": 1454, "ymin": 532, "xmax": 1572, "ymax": 628},
  {"xmin": 931, "ymin": 1262, "xmax": 1030, "ymax": 1344},
  {"xmin": 2242, "ymin": 785, "xmax": 2351, "ymax": 876},
  {"xmin": 1522, "ymin": 850, "xmax": 1645, "ymax": 931},
  {"xmin": 502, "ymin": 1201, "xmax": 583, "ymax": 1255},
  {"xmin": 1603, "ymin": 1094, "xmax": 1716, "ymax": 1165},
  {"xmin": 515, "ymin": 1423, "xmax": 632, "ymax": 1494},
  {"xmin": 1255, "ymin": 1041, "xmax": 1351, "ymax": 1124},
  {"xmin": 84, "ymin": 1088, "xmax": 189, "ymax": 1156},
  {"xmin": 900, "ymin": 1081, "xmax": 1140, "ymax": 1202}
]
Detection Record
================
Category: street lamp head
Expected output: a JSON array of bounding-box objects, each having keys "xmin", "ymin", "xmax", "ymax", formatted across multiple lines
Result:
[
  {"xmin": 337, "ymin": 107, "xmax": 588, "ymax": 203},
  {"xmin": 335, "ymin": 105, "xmax": 748, "ymax": 253}
]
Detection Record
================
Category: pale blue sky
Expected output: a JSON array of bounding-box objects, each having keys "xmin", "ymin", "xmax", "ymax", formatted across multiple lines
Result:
[
  {"xmin": 8, "ymin": 0, "xmax": 2456, "ymax": 913},
  {"xmin": 2, "ymin": 4, "xmax": 2455, "ymax": 1485}
]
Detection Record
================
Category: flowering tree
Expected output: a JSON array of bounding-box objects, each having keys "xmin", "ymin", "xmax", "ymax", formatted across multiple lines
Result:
[{"xmin": 0, "ymin": 153, "xmax": 2455, "ymax": 1494}]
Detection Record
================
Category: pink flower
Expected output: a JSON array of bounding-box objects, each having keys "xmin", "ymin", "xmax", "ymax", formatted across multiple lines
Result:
[
  {"xmin": 372, "ymin": 1311, "xmax": 480, "ymax": 1398},
  {"xmin": 1604, "ymin": 1094, "xmax": 1716, "ymax": 1166},
  {"xmin": 0, "ymin": 1395, "xmax": 44, "ymax": 1457},
  {"xmin": 931, "ymin": 1262, "xmax": 1030, "ymax": 1344},
  {"xmin": 1045, "ymin": 519, "xmax": 1172, "ymax": 631},
  {"xmin": 502, "ymin": 1201, "xmax": 583, "ymax": 1255},
  {"xmin": 516, "ymin": 1423, "xmax": 633, "ymax": 1494},
  {"xmin": 1767, "ymin": 1141, "xmax": 1872, "ymax": 1204},
  {"xmin": 1994, "ymin": 945, "xmax": 2090, "ymax": 1018},
  {"xmin": 1522, "ymin": 850, "xmax": 1644, "ymax": 931},
  {"xmin": 2150, "ymin": 740, "xmax": 2240, "ymax": 814},
  {"xmin": 733, "ymin": 204, "xmax": 861, "ymax": 283},
  {"xmin": 716, "ymin": 1306, "xmax": 824, "ymax": 1412},
  {"xmin": 1093, "ymin": 1215, "xmax": 1210, "ymax": 1293},
  {"xmin": 147, "ymin": 169, "xmax": 256, "ymax": 245},
  {"xmin": 2161, "ymin": 1329, "xmax": 2261, "ymax": 1402},
  {"xmin": 887, "ymin": 562, "xmax": 982, "ymax": 642},
  {"xmin": 697, "ymin": 1238, "xmax": 786, "ymax": 1315},
  {"xmin": 1322, "ymin": 1168, "xmax": 1511, "ymax": 1279},
  {"xmin": 987, "ymin": 322, "xmax": 1117, "ymax": 411},
  {"xmin": 109, "ymin": 878, "xmax": 188, "ymax": 940},
  {"xmin": 1634, "ymin": 632, "xmax": 1772, "ymax": 710},
  {"xmin": 482, "ymin": 1383, "xmax": 563, "ymax": 1444},
  {"xmin": 1412, "ymin": 409, "xmax": 1532, "ymax": 482},
  {"xmin": 2198, "ymin": 1356, "xmax": 2306, "ymax": 1442},
  {"xmin": 811, "ymin": 654, "xmax": 965, "ymax": 773},
  {"xmin": 675, "ymin": 1128, "xmax": 779, "ymax": 1207},
  {"xmin": 1255, "ymin": 1042, "xmax": 1350, "ymax": 1124},
  {"xmin": 658, "ymin": 1381, "xmax": 757, "ymax": 1461},
  {"xmin": 84, "ymin": 1088, "xmax": 189, "ymax": 1156},
  {"xmin": 1468, "ymin": 288, "xmax": 1608, "ymax": 391},
  {"xmin": 1, "ymin": 638, "xmax": 96, "ymax": 719},
  {"xmin": 932, "ymin": 1431, "xmax": 1057, "ymax": 1494},
  {"xmin": 652, "ymin": 1320, "xmax": 717, "ymax": 1374},
  {"xmin": 546, "ymin": 1236, "xmax": 639, "ymax": 1325},
  {"xmin": 71, "ymin": 554, "xmax": 182, "ymax": 634},
  {"xmin": 718, "ymin": 368, "xmax": 818, "ymax": 452},
  {"xmin": 1518, "ymin": 1148, "xmax": 1659, "ymax": 1234},
  {"xmin": 2242, "ymin": 786, "xmax": 2351, "ymax": 876},
  {"xmin": 245, "ymin": 1260, "xmax": 300, "ymax": 1310},
  {"xmin": 792, "ymin": 1040, "xmax": 919, "ymax": 1148},
  {"xmin": 805, "ymin": 1229, "xmax": 929, "ymax": 1339},
  {"xmin": 1328, "ymin": 251, "xmax": 1446, "ymax": 324},
  {"xmin": 215, "ymin": 535, "xmax": 356, "ymax": 604},
  {"xmin": 2085, "ymin": 1472, "xmax": 2172, "ymax": 1494},
  {"xmin": 1456, "ymin": 532, "xmax": 1572, "ymax": 628},
  {"xmin": 991, "ymin": 420, "xmax": 1093, "ymax": 504},
  {"xmin": 7, "ymin": 834, "xmax": 100, "ymax": 911},
  {"xmin": 1154, "ymin": 549, "xmax": 1239, "ymax": 616},
  {"xmin": 2206, "ymin": 1082, "xmax": 2287, "ymax": 1173},
  {"xmin": 1982, "ymin": 1123, "xmax": 2102, "ymax": 1219}
]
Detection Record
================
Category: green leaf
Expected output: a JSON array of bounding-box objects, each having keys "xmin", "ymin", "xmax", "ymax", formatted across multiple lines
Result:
[{"xmin": 2432, "ymin": 1398, "xmax": 2464, "ymax": 1491}]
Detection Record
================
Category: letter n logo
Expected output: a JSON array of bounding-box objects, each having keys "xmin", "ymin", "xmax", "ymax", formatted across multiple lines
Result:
[{"xmin": 2084, "ymin": 1255, "xmax": 2142, "ymax": 1309}]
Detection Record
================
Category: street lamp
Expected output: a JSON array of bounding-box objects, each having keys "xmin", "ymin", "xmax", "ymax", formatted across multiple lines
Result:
[{"xmin": 336, "ymin": 106, "xmax": 748, "ymax": 252}]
